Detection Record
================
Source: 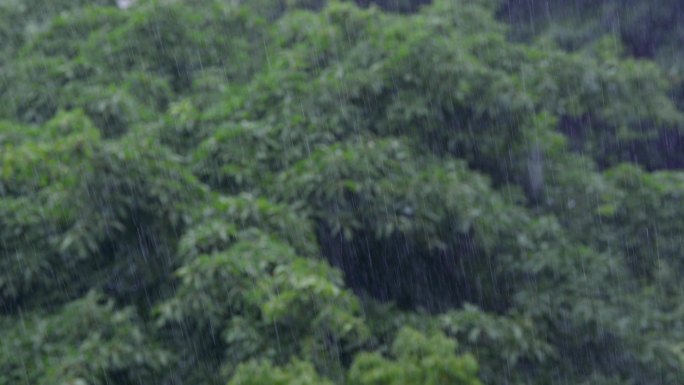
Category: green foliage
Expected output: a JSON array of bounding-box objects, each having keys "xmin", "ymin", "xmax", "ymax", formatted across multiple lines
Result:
[
  {"xmin": 178, "ymin": 193, "xmax": 318, "ymax": 259},
  {"xmin": 348, "ymin": 327, "xmax": 481, "ymax": 385},
  {"xmin": 3, "ymin": 1, "xmax": 684, "ymax": 385},
  {"xmin": 0, "ymin": 292, "xmax": 168, "ymax": 385},
  {"xmin": 158, "ymin": 232, "xmax": 368, "ymax": 380},
  {"xmin": 0, "ymin": 114, "xmax": 204, "ymax": 307},
  {"xmin": 440, "ymin": 305, "xmax": 554, "ymax": 384},
  {"xmin": 228, "ymin": 360, "xmax": 333, "ymax": 385},
  {"xmin": 601, "ymin": 165, "xmax": 684, "ymax": 278},
  {"xmin": 275, "ymin": 137, "xmax": 530, "ymax": 311},
  {"xmin": 501, "ymin": 0, "xmax": 684, "ymax": 168},
  {"xmin": 193, "ymin": 122, "xmax": 282, "ymax": 193}
]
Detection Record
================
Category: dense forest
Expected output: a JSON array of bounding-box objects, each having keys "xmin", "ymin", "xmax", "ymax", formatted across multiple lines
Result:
[{"xmin": 2, "ymin": 0, "xmax": 684, "ymax": 384}]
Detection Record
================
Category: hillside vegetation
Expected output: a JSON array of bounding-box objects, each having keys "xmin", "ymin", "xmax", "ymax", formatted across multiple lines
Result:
[{"xmin": 2, "ymin": 1, "xmax": 684, "ymax": 384}]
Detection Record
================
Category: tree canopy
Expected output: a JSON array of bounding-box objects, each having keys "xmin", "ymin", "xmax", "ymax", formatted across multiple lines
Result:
[{"xmin": 2, "ymin": 1, "xmax": 684, "ymax": 384}]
